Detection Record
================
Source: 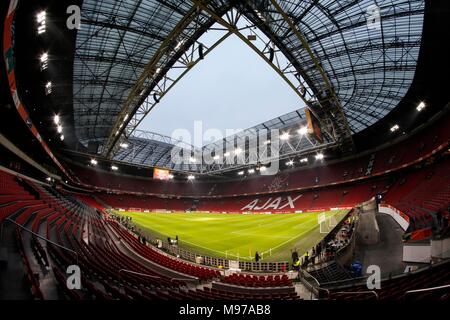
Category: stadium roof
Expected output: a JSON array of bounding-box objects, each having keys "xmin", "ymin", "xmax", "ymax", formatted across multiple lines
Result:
[{"xmin": 72, "ymin": 0, "xmax": 425, "ymax": 173}]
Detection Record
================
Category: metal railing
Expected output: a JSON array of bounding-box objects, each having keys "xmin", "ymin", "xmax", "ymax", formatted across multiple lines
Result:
[
  {"xmin": 404, "ymin": 283, "xmax": 450, "ymax": 298},
  {"xmin": 6, "ymin": 217, "xmax": 79, "ymax": 265},
  {"xmin": 330, "ymin": 290, "xmax": 379, "ymax": 300}
]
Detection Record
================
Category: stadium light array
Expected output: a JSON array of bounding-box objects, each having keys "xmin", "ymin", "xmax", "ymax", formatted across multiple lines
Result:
[
  {"xmin": 36, "ymin": 11, "xmax": 46, "ymax": 34},
  {"xmin": 416, "ymin": 101, "xmax": 426, "ymax": 112},
  {"xmin": 57, "ymin": 125, "xmax": 63, "ymax": 133},
  {"xmin": 224, "ymin": 152, "xmax": 231, "ymax": 157},
  {"xmin": 60, "ymin": 135, "xmax": 64, "ymax": 141},
  {"xmin": 300, "ymin": 158, "xmax": 308, "ymax": 163},
  {"xmin": 286, "ymin": 160, "xmax": 294, "ymax": 166},
  {"xmin": 168, "ymin": 174, "xmax": 174, "ymax": 179},
  {"xmin": 90, "ymin": 159, "xmax": 98, "ymax": 166},
  {"xmin": 213, "ymin": 155, "xmax": 220, "ymax": 160},
  {"xmin": 187, "ymin": 175, "xmax": 195, "ymax": 180},
  {"xmin": 297, "ymin": 126, "xmax": 308, "ymax": 135},
  {"xmin": 45, "ymin": 81, "xmax": 52, "ymax": 95},
  {"xmin": 263, "ymin": 140, "xmax": 271, "ymax": 145},
  {"xmin": 40, "ymin": 53, "xmax": 48, "ymax": 70},
  {"xmin": 315, "ymin": 153, "xmax": 324, "ymax": 160},
  {"xmin": 189, "ymin": 157, "xmax": 197, "ymax": 163},
  {"xmin": 119, "ymin": 143, "xmax": 129, "ymax": 149},
  {"xmin": 111, "ymin": 165, "xmax": 118, "ymax": 171},
  {"xmin": 390, "ymin": 124, "xmax": 400, "ymax": 132},
  {"xmin": 54, "ymin": 114, "xmax": 60, "ymax": 125},
  {"xmin": 248, "ymin": 169, "xmax": 255, "ymax": 174},
  {"xmin": 280, "ymin": 132, "xmax": 290, "ymax": 141},
  {"xmin": 237, "ymin": 171, "xmax": 244, "ymax": 175},
  {"xmin": 260, "ymin": 166, "xmax": 267, "ymax": 172}
]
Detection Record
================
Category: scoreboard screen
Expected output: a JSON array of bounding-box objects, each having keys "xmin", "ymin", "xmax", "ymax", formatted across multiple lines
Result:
[
  {"xmin": 305, "ymin": 108, "xmax": 323, "ymax": 143},
  {"xmin": 153, "ymin": 168, "xmax": 170, "ymax": 181}
]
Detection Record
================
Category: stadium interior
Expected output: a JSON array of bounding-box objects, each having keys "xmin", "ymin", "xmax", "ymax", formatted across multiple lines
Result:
[{"xmin": 1, "ymin": 0, "xmax": 450, "ymax": 307}]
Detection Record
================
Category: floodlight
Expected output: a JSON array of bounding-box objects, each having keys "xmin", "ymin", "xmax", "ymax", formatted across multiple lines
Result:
[
  {"xmin": 416, "ymin": 101, "xmax": 426, "ymax": 111},
  {"xmin": 315, "ymin": 153, "xmax": 324, "ymax": 160},
  {"xmin": 280, "ymin": 132, "xmax": 290, "ymax": 141},
  {"xmin": 390, "ymin": 124, "xmax": 400, "ymax": 132},
  {"xmin": 297, "ymin": 126, "xmax": 308, "ymax": 135}
]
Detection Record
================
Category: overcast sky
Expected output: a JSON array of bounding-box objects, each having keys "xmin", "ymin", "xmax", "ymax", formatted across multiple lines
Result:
[{"xmin": 138, "ymin": 32, "xmax": 303, "ymax": 148}]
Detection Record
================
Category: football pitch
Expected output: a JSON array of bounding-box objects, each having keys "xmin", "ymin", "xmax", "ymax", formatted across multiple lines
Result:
[{"xmin": 113, "ymin": 210, "xmax": 348, "ymax": 262}]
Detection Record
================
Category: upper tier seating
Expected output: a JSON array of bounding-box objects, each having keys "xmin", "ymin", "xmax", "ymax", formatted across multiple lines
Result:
[
  {"xmin": 97, "ymin": 180, "xmax": 386, "ymax": 213},
  {"xmin": 383, "ymin": 159, "xmax": 450, "ymax": 232}
]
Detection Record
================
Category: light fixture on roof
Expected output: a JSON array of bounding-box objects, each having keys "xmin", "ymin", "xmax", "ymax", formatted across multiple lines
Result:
[
  {"xmin": 224, "ymin": 152, "xmax": 231, "ymax": 157},
  {"xmin": 248, "ymin": 169, "xmax": 255, "ymax": 174},
  {"xmin": 187, "ymin": 175, "xmax": 195, "ymax": 180},
  {"xmin": 300, "ymin": 158, "xmax": 308, "ymax": 163},
  {"xmin": 297, "ymin": 126, "xmax": 308, "ymax": 135},
  {"xmin": 90, "ymin": 159, "xmax": 98, "ymax": 166},
  {"xmin": 60, "ymin": 135, "xmax": 64, "ymax": 141},
  {"xmin": 315, "ymin": 153, "xmax": 324, "ymax": 160},
  {"xmin": 234, "ymin": 148, "xmax": 242, "ymax": 155},
  {"xmin": 416, "ymin": 101, "xmax": 426, "ymax": 112},
  {"xmin": 238, "ymin": 171, "xmax": 244, "ymax": 176},
  {"xmin": 260, "ymin": 166, "xmax": 267, "ymax": 172},
  {"xmin": 175, "ymin": 40, "xmax": 184, "ymax": 50},
  {"xmin": 111, "ymin": 165, "xmax": 118, "ymax": 171},
  {"xmin": 119, "ymin": 143, "xmax": 129, "ymax": 149},
  {"xmin": 168, "ymin": 174, "xmax": 174, "ymax": 179},
  {"xmin": 189, "ymin": 157, "xmax": 197, "ymax": 163},
  {"xmin": 280, "ymin": 132, "xmax": 290, "ymax": 141},
  {"xmin": 263, "ymin": 139, "xmax": 271, "ymax": 145},
  {"xmin": 57, "ymin": 125, "xmax": 63, "ymax": 133},
  {"xmin": 45, "ymin": 81, "xmax": 52, "ymax": 95},
  {"xmin": 46, "ymin": 177, "xmax": 51, "ymax": 182},
  {"xmin": 53, "ymin": 114, "xmax": 60, "ymax": 125},
  {"xmin": 40, "ymin": 53, "xmax": 48, "ymax": 70},
  {"xmin": 213, "ymin": 155, "xmax": 220, "ymax": 160},
  {"xmin": 390, "ymin": 124, "xmax": 400, "ymax": 132},
  {"xmin": 286, "ymin": 160, "xmax": 294, "ymax": 166},
  {"xmin": 155, "ymin": 67, "xmax": 161, "ymax": 74},
  {"xmin": 36, "ymin": 11, "xmax": 46, "ymax": 34}
]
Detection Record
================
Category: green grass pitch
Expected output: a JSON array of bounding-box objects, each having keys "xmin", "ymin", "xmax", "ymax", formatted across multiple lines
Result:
[{"xmin": 114, "ymin": 210, "xmax": 348, "ymax": 262}]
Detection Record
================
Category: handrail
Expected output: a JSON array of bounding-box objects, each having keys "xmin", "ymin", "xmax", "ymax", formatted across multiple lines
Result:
[
  {"xmin": 118, "ymin": 269, "xmax": 161, "ymax": 279},
  {"xmin": 6, "ymin": 217, "xmax": 79, "ymax": 265},
  {"xmin": 331, "ymin": 290, "xmax": 379, "ymax": 300},
  {"xmin": 118, "ymin": 269, "xmax": 192, "ymax": 282},
  {"xmin": 405, "ymin": 283, "xmax": 450, "ymax": 295}
]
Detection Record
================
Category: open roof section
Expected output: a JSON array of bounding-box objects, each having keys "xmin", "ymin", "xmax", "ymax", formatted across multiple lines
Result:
[{"xmin": 73, "ymin": 0, "xmax": 425, "ymax": 169}]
